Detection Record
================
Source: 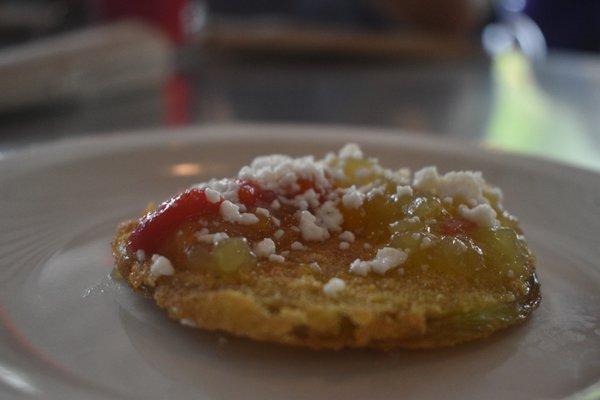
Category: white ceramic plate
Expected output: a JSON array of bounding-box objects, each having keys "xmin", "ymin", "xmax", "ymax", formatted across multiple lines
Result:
[{"xmin": 1, "ymin": 124, "xmax": 599, "ymax": 400}]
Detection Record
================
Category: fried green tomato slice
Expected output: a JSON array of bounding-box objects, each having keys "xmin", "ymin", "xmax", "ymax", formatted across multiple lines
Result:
[{"xmin": 112, "ymin": 144, "xmax": 540, "ymax": 350}]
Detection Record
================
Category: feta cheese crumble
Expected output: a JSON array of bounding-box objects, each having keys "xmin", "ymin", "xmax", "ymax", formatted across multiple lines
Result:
[
  {"xmin": 254, "ymin": 238, "xmax": 276, "ymax": 258},
  {"xmin": 342, "ymin": 186, "xmax": 365, "ymax": 209},
  {"xmin": 298, "ymin": 210, "xmax": 330, "ymax": 241},
  {"xmin": 255, "ymin": 207, "xmax": 270, "ymax": 217},
  {"xmin": 413, "ymin": 166, "xmax": 498, "ymax": 207},
  {"xmin": 220, "ymin": 200, "xmax": 259, "ymax": 225},
  {"xmin": 309, "ymin": 262, "xmax": 322, "ymax": 272},
  {"xmin": 292, "ymin": 189, "xmax": 320, "ymax": 210},
  {"xmin": 268, "ymin": 254, "xmax": 285, "ymax": 263},
  {"xmin": 204, "ymin": 188, "xmax": 221, "ymax": 203},
  {"xmin": 349, "ymin": 247, "xmax": 407, "ymax": 276},
  {"xmin": 149, "ymin": 255, "xmax": 174, "ymax": 278},
  {"xmin": 338, "ymin": 143, "xmax": 363, "ymax": 159},
  {"xmin": 135, "ymin": 249, "xmax": 146, "ymax": 262},
  {"xmin": 195, "ymin": 230, "xmax": 230, "ymax": 245},
  {"xmin": 395, "ymin": 185, "xmax": 413, "ymax": 198},
  {"xmin": 339, "ymin": 230, "xmax": 355, "ymax": 242},
  {"xmin": 290, "ymin": 241, "xmax": 305, "ymax": 250},
  {"xmin": 196, "ymin": 178, "xmax": 240, "ymax": 203},
  {"xmin": 315, "ymin": 201, "xmax": 343, "ymax": 232},
  {"xmin": 322, "ymin": 277, "xmax": 346, "ymax": 296},
  {"xmin": 458, "ymin": 204, "xmax": 500, "ymax": 228},
  {"xmin": 238, "ymin": 154, "xmax": 331, "ymax": 193}
]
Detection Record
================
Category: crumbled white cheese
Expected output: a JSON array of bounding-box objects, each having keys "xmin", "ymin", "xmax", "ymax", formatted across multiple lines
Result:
[
  {"xmin": 220, "ymin": 200, "xmax": 259, "ymax": 225},
  {"xmin": 298, "ymin": 210, "xmax": 330, "ymax": 241},
  {"xmin": 255, "ymin": 207, "xmax": 270, "ymax": 217},
  {"xmin": 277, "ymin": 196, "xmax": 291, "ymax": 206},
  {"xmin": 292, "ymin": 189, "xmax": 320, "ymax": 210},
  {"xmin": 273, "ymin": 229, "xmax": 284, "ymax": 239},
  {"xmin": 270, "ymin": 199, "xmax": 281, "ymax": 209},
  {"xmin": 271, "ymin": 216, "xmax": 281, "ymax": 226},
  {"xmin": 323, "ymin": 277, "xmax": 346, "ymax": 296},
  {"xmin": 315, "ymin": 201, "xmax": 343, "ymax": 232},
  {"xmin": 294, "ymin": 199, "xmax": 309, "ymax": 211},
  {"xmin": 268, "ymin": 254, "xmax": 285, "ymax": 263},
  {"xmin": 407, "ymin": 216, "xmax": 420, "ymax": 224},
  {"xmin": 411, "ymin": 232, "xmax": 421, "ymax": 240},
  {"xmin": 204, "ymin": 188, "xmax": 221, "ymax": 203},
  {"xmin": 149, "ymin": 254, "xmax": 174, "ymax": 278},
  {"xmin": 339, "ymin": 242, "xmax": 350, "ymax": 250},
  {"xmin": 196, "ymin": 178, "xmax": 240, "ymax": 203},
  {"xmin": 195, "ymin": 230, "xmax": 230, "ymax": 245},
  {"xmin": 384, "ymin": 168, "xmax": 411, "ymax": 185},
  {"xmin": 395, "ymin": 185, "xmax": 413, "ymax": 198},
  {"xmin": 281, "ymin": 250, "xmax": 290, "ymax": 257},
  {"xmin": 339, "ymin": 231, "xmax": 355, "ymax": 242},
  {"xmin": 238, "ymin": 154, "xmax": 331, "ymax": 193},
  {"xmin": 338, "ymin": 143, "xmax": 363, "ymax": 159},
  {"xmin": 349, "ymin": 260, "xmax": 370, "ymax": 276},
  {"xmin": 363, "ymin": 243, "xmax": 372, "ymax": 249},
  {"xmin": 342, "ymin": 186, "xmax": 365, "ymax": 209},
  {"xmin": 211, "ymin": 233, "xmax": 230, "ymax": 244},
  {"xmin": 309, "ymin": 261, "xmax": 322, "ymax": 273},
  {"xmin": 290, "ymin": 241, "xmax": 305, "ymax": 250},
  {"xmin": 366, "ymin": 186, "xmax": 385, "ymax": 199},
  {"xmin": 254, "ymin": 238, "xmax": 276, "ymax": 258},
  {"xmin": 135, "ymin": 249, "xmax": 146, "ymax": 263},
  {"xmin": 349, "ymin": 247, "xmax": 407, "ymax": 276},
  {"xmin": 486, "ymin": 186, "xmax": 504, "ymax": 202},
  {"xmin": 413, "ymin": 166, "xmax": 497, "ymax": 206},
  {"xmin": 458, "ymin": 204, "xmax": 500, "ymax": 228}
]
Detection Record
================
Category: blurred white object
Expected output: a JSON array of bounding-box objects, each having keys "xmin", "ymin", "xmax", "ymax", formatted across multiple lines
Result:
[
  {"xmin": 482, "ymin": 0, "xmax": 546, "ymax": 60},
  {"xmin": 0, "ymin": 20, "xmax": 173, "ymax": 111}
]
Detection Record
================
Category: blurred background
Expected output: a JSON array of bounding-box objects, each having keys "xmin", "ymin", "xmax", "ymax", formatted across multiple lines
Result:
[{"xmin": 0, "ymin": 0, "xmax": 598, "ymax": 170}]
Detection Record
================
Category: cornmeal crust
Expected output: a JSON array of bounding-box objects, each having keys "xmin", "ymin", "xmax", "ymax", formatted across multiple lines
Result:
[{"xmin": 112, "ymin": 220, "xmax": 540, "ymax": 350}]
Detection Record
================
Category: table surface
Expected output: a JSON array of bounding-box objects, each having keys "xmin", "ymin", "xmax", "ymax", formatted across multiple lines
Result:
[{"xmin": 1, "ymin": 48, "xmax": 599, "ymax": 171}]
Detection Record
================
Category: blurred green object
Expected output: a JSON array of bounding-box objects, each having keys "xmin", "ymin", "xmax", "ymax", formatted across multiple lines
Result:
[{"xmin": 485, "ymin": 51, "xmax": 600, "ymax": 171}]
